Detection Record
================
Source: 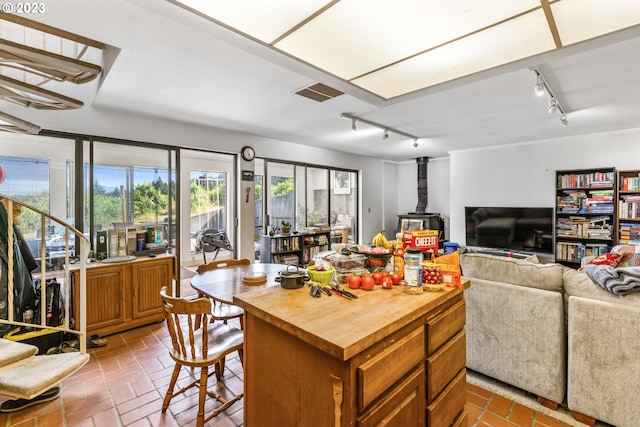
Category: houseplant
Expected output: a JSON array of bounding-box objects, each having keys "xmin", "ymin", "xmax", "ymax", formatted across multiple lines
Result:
[{"xmin": 281, "ymin": 220, "xmax": 291, "ymax": 234}]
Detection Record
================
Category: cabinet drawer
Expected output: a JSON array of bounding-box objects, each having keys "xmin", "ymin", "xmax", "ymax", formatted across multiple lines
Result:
[
  {"xmin": 357, "ymin": 366, "xmax": 425, "ymax": 427},
  {"xmin": 427, "ymin": 368, "xmax": 466, "ymax": 427},
  {"xmin": 358, "ymin": 327, "xmax": 425, "ymax": 411},
  {"xmin": 451, "ymin": 408, "xmax": 468, "ymax": 427},
  {"xmin": 426, "ymin": 298, "xmax": 465, "ymax": 354},
  {"xmin": 427, "ymin": 330, "xmax": 466, "ymax": 402}
]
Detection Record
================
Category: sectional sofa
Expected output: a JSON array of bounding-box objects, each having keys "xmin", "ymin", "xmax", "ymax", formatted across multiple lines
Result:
[{"xmin": 460, "ymin": 251, "xmax": 640, "ymax": 427}]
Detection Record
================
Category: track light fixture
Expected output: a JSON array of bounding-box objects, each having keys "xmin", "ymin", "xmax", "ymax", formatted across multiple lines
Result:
[
  {"xmin": 530, "ymin": 67, "xmax": 568, "ymax": 127},
  {"xmin": 413, "ymin": 139, "xmax": 419, "ymax": 148},
  {"xmin": 340, "ymin": 112, "xmax": 420, "ymax": 141}
]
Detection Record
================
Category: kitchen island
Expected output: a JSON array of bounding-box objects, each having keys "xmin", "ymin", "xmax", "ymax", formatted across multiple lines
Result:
[{"xmin": 234, "ymin": 279, "xmax": 470, "ymax": 427}]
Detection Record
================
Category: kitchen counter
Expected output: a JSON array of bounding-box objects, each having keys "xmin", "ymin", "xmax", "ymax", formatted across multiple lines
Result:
[{"xmin": 235, "ymin": 279, "xmax": 470, "ymax": 427}]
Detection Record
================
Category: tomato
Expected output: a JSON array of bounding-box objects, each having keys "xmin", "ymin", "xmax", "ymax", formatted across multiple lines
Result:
[
  {"xmin": 390, "ymin": 272, "xmax": 403, "ymax": 285},
  {"xmin": 381, "ymin": 276, "xmax": 393, "ymax": 289},
  {"xmin": 371, "ymin": 271, "xmax": 383, "ymax": 285},
  {"xmin": 361, "ymin": 276, "xmax": 375, "ymax": 290},
  {"xmin": 347, "ymin": 275, "xmax": 362, "ymax": 289}
]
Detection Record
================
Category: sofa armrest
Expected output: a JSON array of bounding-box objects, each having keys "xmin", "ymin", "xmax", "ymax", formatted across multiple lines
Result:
[
  {"xmin": 567, "ymin": 296, "xmax": 640, "ymax": 427},
  {"xmin": 465, "ymin": 278, "xmax": 566, "ymax": 404}
]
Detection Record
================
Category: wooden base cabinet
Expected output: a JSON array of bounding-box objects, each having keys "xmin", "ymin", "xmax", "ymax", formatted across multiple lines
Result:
[
  {"xmin": 237, "ymin": 280, "xmax": 469, "ymax": 427},
  {"xmin": 73, "ymin": 254, "xmax": 174, "ymax": 337}
]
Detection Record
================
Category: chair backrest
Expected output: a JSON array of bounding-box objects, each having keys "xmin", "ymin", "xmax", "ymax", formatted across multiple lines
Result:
[
  {"xmin": 196, "ymin": 258, "xmax": 250, "ymax": 274},
  {"xmin": 160, "ymin": 286, "xmax": 214, "ymax": 365}
]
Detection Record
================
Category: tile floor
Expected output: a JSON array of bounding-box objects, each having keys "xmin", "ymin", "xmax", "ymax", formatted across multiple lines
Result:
[{"xmin": 0, "ymin": 318, "xmax": 580, "ymax": 427}]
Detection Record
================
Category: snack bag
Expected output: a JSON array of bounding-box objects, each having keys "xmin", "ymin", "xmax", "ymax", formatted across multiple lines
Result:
[{"xmin": 435, "ymin": 251, "xmax": 461, "ymax": 288}]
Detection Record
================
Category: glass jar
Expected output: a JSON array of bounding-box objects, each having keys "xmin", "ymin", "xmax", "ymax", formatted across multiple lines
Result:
[{"xmin": 403, "ymin": 248, "xmax": 423, "ymax": 294}]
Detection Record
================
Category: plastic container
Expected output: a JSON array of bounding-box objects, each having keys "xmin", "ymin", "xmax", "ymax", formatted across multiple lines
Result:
[
  {"xmin": 333, "ymin": 253, "xmax": 366, "ymax": 270},
  {"xmin": 443, "ymin": 242, "xmax": 459, "ymax": 253},
  {"xmin": 404, "ymin": 248, "xmax": 423, "ymax": 293},
  {"xmin": 335, "ymin": 268, "xmax": 366, "ymax": 285}
]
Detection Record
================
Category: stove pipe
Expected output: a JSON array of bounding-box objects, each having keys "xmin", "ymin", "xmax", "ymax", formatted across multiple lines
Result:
[{"xmin": 415, "ymin": 157, "xmax": 428, "ymax": 214}]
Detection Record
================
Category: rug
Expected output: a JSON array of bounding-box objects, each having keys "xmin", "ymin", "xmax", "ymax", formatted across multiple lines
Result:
[{"xmin": 466, "ymin": 370, "xmax": 611, "ymax": 427}]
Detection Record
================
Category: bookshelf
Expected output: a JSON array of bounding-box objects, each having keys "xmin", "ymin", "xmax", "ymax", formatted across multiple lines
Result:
[
  {"xmin": 617, "ymin": 169, "xmax": 640, "ymax": 244},
  {"xmin": 260, "ymin": 231, "xmax": 331, "ymax": 265},
  {"xmin": 555, "ymin": 168, "xmax": 616, "ymax": 266}
]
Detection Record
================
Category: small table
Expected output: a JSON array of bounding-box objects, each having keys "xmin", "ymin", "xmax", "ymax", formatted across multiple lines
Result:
[{"xmin": 190, "ymin": 262, "xmax": 288, "ymax": 304}]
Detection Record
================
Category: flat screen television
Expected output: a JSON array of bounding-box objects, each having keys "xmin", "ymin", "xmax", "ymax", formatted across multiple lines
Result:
[{"xmin": 465, "ymin": 207, "xmax": 553, "ymax": 255}]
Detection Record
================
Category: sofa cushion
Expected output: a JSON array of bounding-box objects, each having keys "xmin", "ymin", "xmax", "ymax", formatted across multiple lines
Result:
[
  {"xmin": 563, "ymin": 267, "xmax": 640, "ymax": 309},
  {"xmin": 460, "ymin": 253, "xmax": 564, "ymax": 292}
]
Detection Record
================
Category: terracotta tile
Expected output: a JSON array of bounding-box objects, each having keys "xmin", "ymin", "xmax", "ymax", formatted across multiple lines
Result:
[
  {"xmin": 534, "ymin": 412, "xmax": 574, "ymax": 427},
  {"xmin": 480, "ymin": 410, "xmax": 520, "ymax": 427},
  {"xmin": 467, "ymin": 381, "xmax": 492, "ymax": 399},
  {"xmin": 466, "ymin": 388, "xmax": 489, "ymax": 408},
  {"xmin": 119, "ymin": 397, "xmax": 164, "ymax": 425},
  {"xmin": 465, "ymin": 403, "xmax": 482, "ymax": 426},
  {"xmin": 92, "ymin": 407, "xmax": 121, "ymax": 426},
  {"xmin": 508, "ymin": 402, "xmax": 535, "ymax": 426},
  {"xmin": 117, "ymin": 390, "xmax": 162, "ymax": 415},
  {"xmin": 486, "ymin": 393, "xmax": 514, "ymax": 418}
]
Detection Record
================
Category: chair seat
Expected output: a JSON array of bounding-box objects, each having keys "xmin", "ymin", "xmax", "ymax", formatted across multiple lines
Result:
[
  {"xmin": 212, "ymin": 303, "xmax": 244, "ymax": 321},
  {"xmin": 169, "ymin": 322, "xmax": 243, "ymax": 367}
]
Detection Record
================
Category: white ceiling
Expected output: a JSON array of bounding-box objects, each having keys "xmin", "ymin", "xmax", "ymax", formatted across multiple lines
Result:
[{"xmin": 9, "ymin": 0, "xmax": 640, "ymax": 162}]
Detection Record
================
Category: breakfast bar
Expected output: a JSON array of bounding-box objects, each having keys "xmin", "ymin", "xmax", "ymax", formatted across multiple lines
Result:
[{"xmin": 234, "ymin": 279, "xmax": 470, "ymax": 427}]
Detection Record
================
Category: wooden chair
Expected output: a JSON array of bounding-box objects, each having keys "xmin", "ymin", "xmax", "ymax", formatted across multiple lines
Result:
[
  {"xmin": 196, "ymin": 258, "xmax": 250, "ymax": 327},
  {"xmin": 160, "ymin": 287, "xmax": 244, "ymax": 427}
]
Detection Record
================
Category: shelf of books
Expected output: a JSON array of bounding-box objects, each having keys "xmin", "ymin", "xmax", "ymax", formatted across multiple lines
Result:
[
  {"xmin": 617, "ymin": 170, "xmax": 640, "ymax": 244},
  {"xmin": 260, "ymin": 230, "xmax": 331, "ymax": 265},
  {"xmin": 555, "ymin": 168, "xmax": 616, "ymax": 266}
]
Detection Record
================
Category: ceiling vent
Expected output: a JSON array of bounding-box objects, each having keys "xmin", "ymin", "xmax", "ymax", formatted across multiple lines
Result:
[{"xmin": 295, "ymin": 83, "xmax": 343, "ymax": 102}]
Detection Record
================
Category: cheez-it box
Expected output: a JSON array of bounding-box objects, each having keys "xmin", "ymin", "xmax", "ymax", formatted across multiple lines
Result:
[{"xmin": 403, "ymin": 229, "xmax": 439, "ymax": 253}]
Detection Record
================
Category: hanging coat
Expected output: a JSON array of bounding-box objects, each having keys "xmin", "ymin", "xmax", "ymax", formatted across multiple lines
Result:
[{"xmin": 0, "ymin": 200, "xmax": 36, "ymax": 336}]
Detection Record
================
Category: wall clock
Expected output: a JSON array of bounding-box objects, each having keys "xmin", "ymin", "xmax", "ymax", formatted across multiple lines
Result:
[{"xmin": 241, "ymin": 146, "xmax": 255, "ymax": 161}]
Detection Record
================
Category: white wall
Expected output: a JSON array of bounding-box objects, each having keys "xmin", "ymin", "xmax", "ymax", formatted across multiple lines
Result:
[{"xmin": 447, "ymin": 127, "xmax": 640, "ymax": 246}]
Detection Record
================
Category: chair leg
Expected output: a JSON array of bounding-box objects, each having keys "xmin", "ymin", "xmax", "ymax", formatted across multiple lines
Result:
[
  {"xmin": 216, "ymin": 358, "xmax": 226, "ymax": 381},
  {"xmin": 162, "ymin": 364, "xmax": 181, "ymax": 412},
  {"xmin": 196, "ymin": 366, "xmax": 209, "ymax": 427}
]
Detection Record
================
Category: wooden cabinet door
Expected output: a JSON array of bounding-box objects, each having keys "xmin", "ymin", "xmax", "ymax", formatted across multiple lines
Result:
[
  {"xmin": 131, "ymin": 258, "xmax": 172, "ymax": 319},
  {"xmin": 84, "ymin": 265, "xmax": 126, "ymax": 332},
  {"xmin": 357, "ymin": 367, "xmax": 426, "ymax": 427}
]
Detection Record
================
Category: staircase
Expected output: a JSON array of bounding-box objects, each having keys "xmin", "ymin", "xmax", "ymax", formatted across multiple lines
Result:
[{"xmin": 0, "ymin": 195, "xmax": 89, "ymax": 402}]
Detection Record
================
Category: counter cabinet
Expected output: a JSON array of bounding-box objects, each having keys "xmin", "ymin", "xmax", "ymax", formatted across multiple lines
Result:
[
  {"xmin": 237, "ymin": 280, "xmax": 469, "ymax": 427},
  {"xmin": 72, "ymin": 254, "xmax": 175, "ymax": 337}
]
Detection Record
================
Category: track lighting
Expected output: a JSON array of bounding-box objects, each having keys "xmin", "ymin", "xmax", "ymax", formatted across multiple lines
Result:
[
  {"xmin": 530, "ymin": 67, "xmax": 569, "ymax": 127},
  {"xmin": 340, "ymin": 112, "xmax": 420, "ymax": 141},
  {"xmin": 534, "ymin": 77, "xmax": 545, "ymax": 97},
  {"xmin": 413, "ymin": 140, "xmax": 419, "ymax": 148},
  {"xmin": 559, "ymin": 114, "xmax": 568, "ymax": 127}
]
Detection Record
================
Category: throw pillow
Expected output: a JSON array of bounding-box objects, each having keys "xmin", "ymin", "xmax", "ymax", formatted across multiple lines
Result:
[
  {"xmin": 611, "ymin": 244, "xmax": 640, "ymax": 267},
  {"xmin": 578, "ymin": 252, "xmax": 622, "ymax": 272}
]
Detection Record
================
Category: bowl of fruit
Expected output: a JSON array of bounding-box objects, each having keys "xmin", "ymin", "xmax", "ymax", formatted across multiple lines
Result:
[{"xmin": 307, "ymin": 262, "xmax": 335, "ymax": 284}]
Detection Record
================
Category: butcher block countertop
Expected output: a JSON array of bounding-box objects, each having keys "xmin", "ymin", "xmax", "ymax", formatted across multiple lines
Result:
[{"xmin": 234, "ymin": 278, "xmax": 470, "ymax": 361}]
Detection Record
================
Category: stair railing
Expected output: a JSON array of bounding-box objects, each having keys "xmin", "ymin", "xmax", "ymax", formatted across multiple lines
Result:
[{"xmin": 0, "ymin": 194, "xmax": 88, "ymax": 353}]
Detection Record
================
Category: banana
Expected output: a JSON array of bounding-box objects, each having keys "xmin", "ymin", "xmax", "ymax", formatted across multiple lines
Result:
[{"xmin": 372, "ymin": 230, "xmax": 393, "ymax": 249}]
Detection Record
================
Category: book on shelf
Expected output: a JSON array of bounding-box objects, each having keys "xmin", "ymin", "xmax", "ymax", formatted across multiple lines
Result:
[
  {"xmin": 274, "ymin": 253, "xmax": 300, "ymax": 264},
  {"xmin": 557, "ymin": 171, "xmax": 614, "ymax": 189},
  {"xmin": 621, "ymin": 175, "xmax": 640, "ymax": 191}
]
